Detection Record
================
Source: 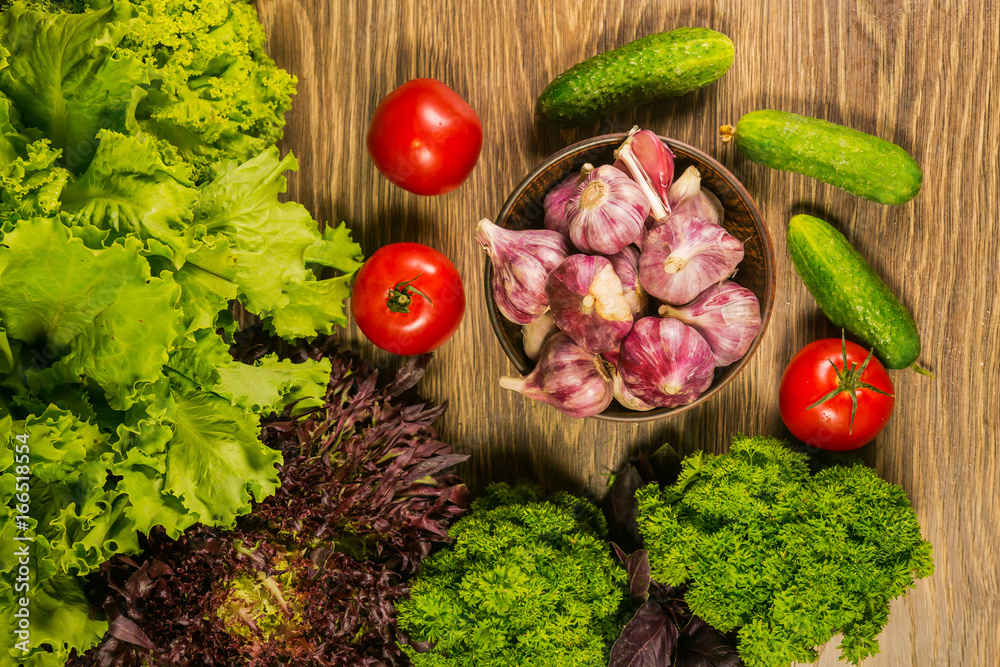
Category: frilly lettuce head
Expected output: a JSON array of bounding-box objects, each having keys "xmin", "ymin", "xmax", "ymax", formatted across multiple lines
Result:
[{"xmin": 0, "ymin": 1, "xmax": 362, "ymax": 664}]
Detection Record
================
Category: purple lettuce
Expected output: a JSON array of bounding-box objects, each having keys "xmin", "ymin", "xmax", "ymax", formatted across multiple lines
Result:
[{"xmin": 70, "ymin": 338, "xmax": 469, "ymax": 667}]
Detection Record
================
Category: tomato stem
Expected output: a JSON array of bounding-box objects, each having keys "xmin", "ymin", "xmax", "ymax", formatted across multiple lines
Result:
[
  {"xmin": 386, "ymin": 275, "xmax": 432, "ymax": 314},
  {"xmin": 805, "ymin": 332, "xmax": 894, "ymax": 434}
]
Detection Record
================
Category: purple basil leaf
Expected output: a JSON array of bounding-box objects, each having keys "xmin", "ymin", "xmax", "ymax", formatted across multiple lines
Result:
[
  {"xmin": 649, "ymin": 443, "xmax": 683, "ymax": 486},
  {"xmin": 610, "ymin": 601, "xmax": 679, "ymax": 667},
  {"xmin": 109, "ymin": 615, "xmax": 154, "ymax": 650},
  {"xmin": 626, "ymin": 549, "xmax": 651, "ymax": 602},
  {"xmin": 386, "ymin": 353, "xmax": 434, "ymax": 396},
  {"xmin": 637, "ymin": 452, "xmax": 658, "ymax": 484},
  {"xmin": 675, "ymin": 616, "xmax": 743, "ymax": 667},
  {"xmin": 400, "ymin": 453, "xmax": 471, "ymax": 486},
  {"xmin": 604, "ymin": 464, "xmax": 644, "ymax": 552},
  {"xmin": 613, "ymin": 544, "xmax": 652, "ymax": 602}
]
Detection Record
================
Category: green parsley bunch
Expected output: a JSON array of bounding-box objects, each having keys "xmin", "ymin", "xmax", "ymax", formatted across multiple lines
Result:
[
  {"xmin": 397, "ymin": 483, "xmax": 626, "ymax": 667},
  {"xmin": 637, "ymin": 434, "xmax": 934, "ymax": 667}
]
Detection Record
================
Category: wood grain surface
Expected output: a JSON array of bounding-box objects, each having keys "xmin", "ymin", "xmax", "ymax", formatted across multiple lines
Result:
[{"xmin": 256, "ymin": 1, "xmax": 999, "ymax": 665}]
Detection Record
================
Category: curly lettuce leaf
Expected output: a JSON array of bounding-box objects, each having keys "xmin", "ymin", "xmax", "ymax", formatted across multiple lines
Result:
[
  {"xmin": 189, "ymin": 147, "xmax": 363, "ymax": 338},
  {"xmin": 109, "ymin": 361, "xmax": 323, "ymax": 538},
  {"xmin": 170, "ymin": 235, "xmax": 238, "ymax": 331},
  {"xmin": 214, "ymin": 354, "xmax": 332, "ymax": 414},
  {"xmin": 0, "ymin": 218, "xmax": 185, "ymax": 410},
  {"xmin": 60, "ymin": 129, "xmax": 198, "ymax": 265},
  {"xmin": 0, "ymin": 560, "xmax": 107, "ymax": 667},
  {"xmin": 158, "ymin": 386, "xmax": 282, "ymax": 527},
  {"xmin": 0, "ymin": 93, "xmax": 69, "ymax": 226},
  {"xmin": 0, "ymin": 327, "xmax": 12, "ymax": 375},
  {"xmin": 0, "ymin": 1, "xmax": 147, "ymax": 173},
  {"xmin": 122, "ymin": 0, "xmax": 297, "ymax": 182},
  {"xmin": 108, "ymin": 408, "xmax": 190, "ymax": 536},
  {"xmin": 0, "ymin": 413, "xmax": 118, "ymax": 666},
  {"xmin": 112, "ymin": 336, "xmax": 327, "ymax": 535},
  {"xmin": 0, "ymin": 407, "xmax": 139, "ymax": 574}
]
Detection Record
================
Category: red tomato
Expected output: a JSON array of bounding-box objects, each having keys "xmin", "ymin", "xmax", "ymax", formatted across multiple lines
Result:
[
  {"xmin": 366, "ymin": 78, "xmax": 483, "ymax": 196},
  {"xmin": 351, "ymin": 243, "xmax": 465, "ymax": 356},
  {"xmin": 778, "ymin": 337, "xmax": 895, "ymax": 451}
]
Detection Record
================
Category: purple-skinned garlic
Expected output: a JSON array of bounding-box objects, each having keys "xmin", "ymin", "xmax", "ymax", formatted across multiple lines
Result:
[
  {"xmin": 610, "ymin": 366, "xmax": 656, "ymax": 411},
  {"xmin": 522, "ymin": 310, "xmax": 559, "ymax": 361},
  {"xmin": 500, "ymin": 332, "xmax": 613, "ymax": 418},
  {"xmin": 566, "ymin": 165, "xmax": 649, "ymax": 255},
  {"xmin": 639, "ymin": 214, "xmax": 744, "ymax": 306},
  {"xmin": 544, "ymin": 163, "xmax": 594, "ymax": 237},
  {"xmin": 614, "ymin": 128, "xmax": 675, "ymax": 222},
  {"xmin": 477, "ymin": 218, "xmax": 571, "ymax": 325},
  {"xmin": 606, "ymin": 245, "xmax": 648, "ymax": 319},
  {"xmin": 668, "ymin": 166, "xmax": 724, "ymax": 224},
  {"xmin": 545, "ymin": 255, "xmax": 634, "ymax": 354},
  {"xmin": 659, "ymin": 280, "xmax": 762, "ymax": 366},
  {"xmin": 619, "ymin": 317, "xmax": 716, "ymax": 408}
]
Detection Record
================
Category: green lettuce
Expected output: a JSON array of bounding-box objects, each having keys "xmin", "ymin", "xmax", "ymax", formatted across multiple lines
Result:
[
  {"xmin": 0, "ymin": 412, "xmax": 119, "ymax": 665},
  {"xmin": 120, "ymin": 0, "xmax": 298, "ymax": 182},
  {"xmin": 0, "ymin": 78, "xmax": 69, "ymax": 226},
  {"xmin": 189, "ymin": 147, "xmax": 361, "ymax": 337},
  {"xmin": 0, "ymin": 1, "xmax": 361, "ymax": 664},
  {"xmin": 0, "ymin": 2, "xmax": 146, "ymax": 173},
  {"xmin": 60, "ymin": 130, "xmax": 199, "ymax": 265}
]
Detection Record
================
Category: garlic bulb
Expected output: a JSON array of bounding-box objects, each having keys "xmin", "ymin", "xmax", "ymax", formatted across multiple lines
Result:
[
  {"xmin": 545, "ymin": 255, "xmax": 633, "ymax": 354},
  {"xmin": 639, "ymin": 214, "xmax": 744, "ymax": 306},
  {"xmin": 659, "ymin": 280, "xmax": 761, "ymax": 366},
  {"xmin": 521, "ymin": 310, "xmax": 559, "ymax": 361},
  {"xmin": 610, "ymin": 366, "xmax": 655, "ymax": 411},
  {"xmin": 566, "ymin": 165, "xmax": 649, "ymax": 255},
  {"xmin": 615, "ymin": 128, "xmax": 675, "ymax": 222},
  {"xmin": 619, "ymin": 317, "xmax": 716, "ymax": 408},
  {"xmin": 477, "ymin": 218, "xmax": 571, "ymax": 325},
  {"xmin": 667, "ymin": 166, "xmax": 724, "ymax": 225},
  {"xmin": 500, "ymin": 332, "xmax": 613, "ymax": 418},
  {"xmin": 544, "ymin": 164, "xmax": 594, "ymax": 237},
  {"xmin": 606, "ymin": 245, "xmax": 648, "ymax": 319}
]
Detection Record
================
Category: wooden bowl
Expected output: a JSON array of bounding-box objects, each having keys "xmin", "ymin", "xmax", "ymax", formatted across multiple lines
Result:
[{"xmin": 485, "ymin": 133, "xmax": 775, "ymax": 422}]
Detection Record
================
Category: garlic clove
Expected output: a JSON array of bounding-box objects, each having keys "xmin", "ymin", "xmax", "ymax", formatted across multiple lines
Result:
[
  {"xmin": 667, "ymin": 166, "xmax": 724, "ymax": 225},
  {"xmin": 659, "ymin": 280, "xmax": 761, "ymax": 366},
  {"xmin": 567, "ymin": 165, "xmax": 650, "ymax": 255},
  {"xmin": 619, "ymin": 317, "xmax": 715, "ymax": 408},
  {"xmin": 614, "ymin": 128, "xmax": 675, "ymax": 222},
  {"xmin": 605, "ymin": 245, "xmax": 648, "ymax": 319},
  {"xmin": 639, "ymin": 214, "xmax": 744, "ymax": 306},
  {"xmin": 544, "ymin": 164, "xmax": 594, "ymax": 237},
  {"xmin": 545, "ymin": 255, "xmax": 634, "ymax": 354},
  {"xmin": 500, "ymin": 332, "xmax": 613, "ymax": 418},
  {"xmin": 521, "ymin": 310, "xmax": 559, "ymax": 361},
  {"xmin": 477, "ymin": 218, "xmax": 571, "ymax": 325}
]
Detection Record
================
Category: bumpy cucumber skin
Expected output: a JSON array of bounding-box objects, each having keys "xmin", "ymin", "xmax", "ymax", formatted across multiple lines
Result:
[
  {"xmin": 735, "ymin": 110, "xmax": 923, "ymax": 205},
  {"xmin": 536, "ymin": 27, "xmax": 734, "ymax": 128},
  {"xmin": 788, "ymin": 214, "xmax": 921, "ymax": 369}
]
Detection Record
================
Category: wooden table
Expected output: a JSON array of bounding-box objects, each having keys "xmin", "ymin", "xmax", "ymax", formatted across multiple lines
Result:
[{"xmin": 258, "ymin": 2, "xmax": 998, "ymax": 665}]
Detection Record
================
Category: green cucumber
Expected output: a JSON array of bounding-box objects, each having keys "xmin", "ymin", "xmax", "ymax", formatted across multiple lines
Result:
[
  {"xmin": 536, "ymin": 27, "xmax": 734, "ymax": 128},
  {"xmin": 787, "ymin": 214, "xmax": 922, "ymax": 370},
  {"xmin": 723, "ymin": 110, "xmax": 922, "ymax": 205}
]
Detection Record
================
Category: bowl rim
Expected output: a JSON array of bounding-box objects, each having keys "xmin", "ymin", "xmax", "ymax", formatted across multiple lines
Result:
[{"xmin": 485, "ymin": 132, "xmax": 776, "ymax": 423}]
